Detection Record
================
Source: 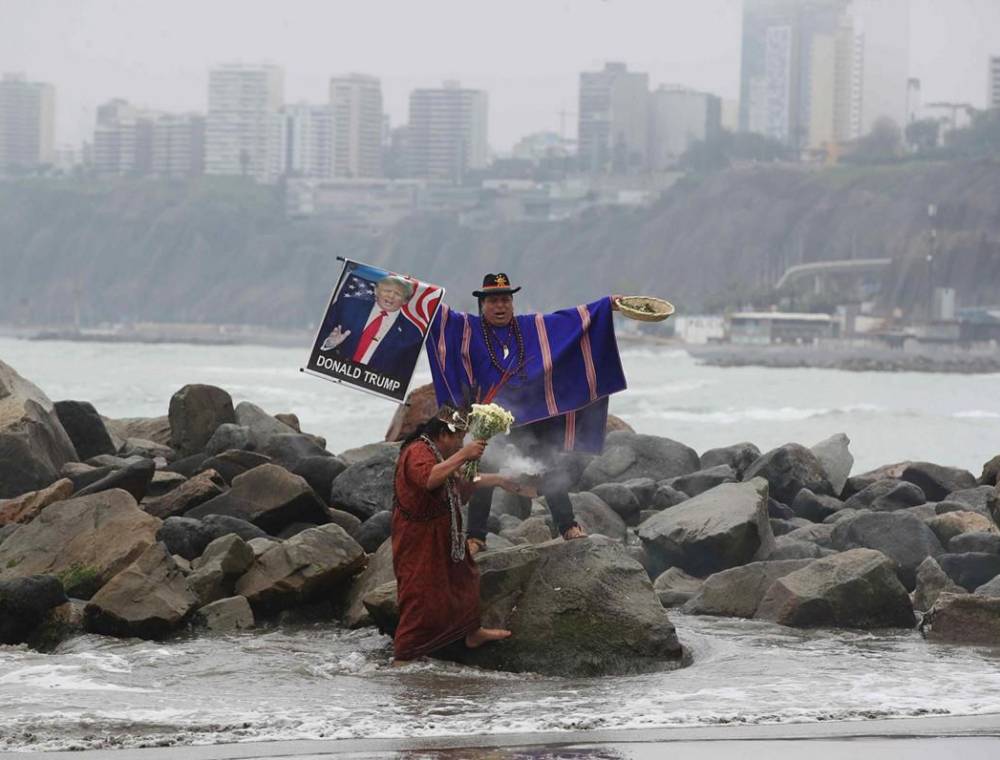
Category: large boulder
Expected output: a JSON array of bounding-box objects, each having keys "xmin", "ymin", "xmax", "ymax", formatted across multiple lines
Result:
[
  {"xmin": 186, "ymin": 464, "xmax": 330, "ymax": 534},
  {"xmin": 0, "ymin": 489, "xmax": 160, "ymax": 598},
  {"xmin": 652, "ymin": 567, "xmax": 704, "ymax": 607},
  {"xmin": 569, "ymin": 492, "xmax": 627, "ymax": 540},
  {"xmin": 0, "ymin": 478, "xmax": 73, "ymax": 526},
  {"xmin": 235, "ymin": 524, "xmax": 365, "ymax": 616},
  {"xmin": 830, "ymin": 511, "xmax": 943, "ymax": 589},
  {"xmin": 365, "ymin": 536, "xmax": 685, "ymax": 677},
  {"xmin": 684, "ymin": 559, "xmax": 814, "ymax": 618},
  {"xmin": 204, "ymin": 424, "xmax": 253, "ymax": 456},
  {"xmin": 699, "ymin": 442, "xmax": 761, "ymax": 479},
  {"xmin": 980, "ymin": 455, "xmax": 1000, "ymax": 487},
  {"xmin": 742, "ymin": 443, "xmax": 834, "ymax": 504},
  {"xmin": 157, "ymin": 515, "xmax": 265, "ymax": 561},
  {"xmin": 843, "ymin": 479, "xmax": 926, "ymax": 512},
  {"xmin": 900, "ymin": 462, "xmax": 977, "ymax": 503},
  {"xmin": 651, "ymin": 484, "xmax": 690, "ymax": 510},
  {"xmin": 580, "ymin": 431, "xmax": 699, "ymax": 489},
  {"xmin": 500, "ymin": 516, "xmax": 554, "ymax": 546},
  {"xmin": 75, "ymin": 458, "xmax": 156, "ymax": 502},
  {"xmin": 187, "ymin": 534, "xmax": 255, "ymax": 606},
  {"xmin": 0, "ymin": 360, "xmax": 78, "ymax": 499},
  {"xmin": 0, "ymin": 575, "xmax": 68, "ymax": 644},
  {"xmin": 84, "ymin": 542, "xmax": 198, "ymax": 639},
  {"xmin": 198, "ymin": 450, "xmax": 271, "ymax": 485},
  {"xmin": 589, "ymin": 483, "xmax": 640, "ymax": 521},
  {"xmin": 351, "ymin": 511, "xmax": 392, "ymax": 553},
  {"xmin": 638, "ymin": 478, "xmax": 773, "ymax": 576},
  {"xmin": 950, "ymin": 532, "xmax": 1000, "ymax": 555},
  {"xmin": 790, "ymin": 488, "xmax": 844, "ymax": 523},
  {"xmin": 766, "ymin": 536, "xmax": 833, "ymax": 560},
  {"xmin": 842, "ymin": 461, "xmax": 912, "ymax": 499},
  {"xmin": 942, "ymin": 486, "xmax": 998, "ymax": 518},
  {"xmin": 342, "ymin": 538, "xmax": 395, "ymax": 628},
  {"xmin": 103, "ymin": 415, "xmax": 172, "ymax": 448},
  {"xmin": 810, "ymin": 433, "xmax": 853, "ymax": 496},
  {"xmin": 936, "ymin": 552, "xmax": 1000, "ymax": 592},
  {"xmin": 168, "ymin": 384, "xmax": 236, "ymax": 457},
  {"xmin": 54, "ymin": 400, "xmax": 116, "ymax": 460},
  {"xmin": 193, "ymin": 596, "xmax": 255, "ymax": 632},
  {"xmin": 912, "ymin": 556, "xmax": 966, "ymax": 612},
  {"xmin": 233, "ymin": 401, "xmax": 299, "ymax": 449},
  {"xmin": 922, "ymin": 592, "xmax": 1000, "ymax": 644},
  {"xmin": 384, "ymin": 383, "xmax": 438, "ymax": 442},
  {"xmin": 261, "ymin": 433, "xmax": 333, "ymax": 469},
  {"xmin": 328, "ymin": 445, "xmax": 399, "ymax": 520},
  {"xmin": 292, "ymin": 456, "xmax": 347, "ymax": 502},
  {"xmin": 925, "ymin": 511, "xmax": 998, "ymax": 546},
  {"xmin": 756, "ymin": 548, "xmax": 915, "ymax": 629},
  {"xmin": 662, "ymin": 465, "xmax": 737, "ymax": 498},
  {"xmin": 142, "ymin": 469, "xmax": 227, "ymax": 520}
]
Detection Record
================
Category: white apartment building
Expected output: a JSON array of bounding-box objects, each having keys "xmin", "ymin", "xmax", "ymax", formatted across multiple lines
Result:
[
  {"xmin": 578, "ymin": 62, "xmax": 649, "ymax": 173},
  {"xmin": 407, "ymin": 82, "xmax": 488, "ymax": 182},
  {"xmin": 284, "ymin": 103, "xmax": 334, "ymax": 179},
  {"xmin": 0, "ymin": 73, "xmax": 55, "ymax": 169},
  {"xmin": 329, "ymin": 74, "xmax": 383, "ymax": 178},
  {"xmin": 990, "ymin": 56, "xmax": 1000, "ymax": 109},
  {"xmin": 648, "ymin": 87, "xmax": 722, "ymax": 169}
]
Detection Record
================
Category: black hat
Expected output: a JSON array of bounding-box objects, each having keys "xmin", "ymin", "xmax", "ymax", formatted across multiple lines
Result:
[{"xmin": 472, "ymin": 272, "xmax": 521, "ymax": 298}]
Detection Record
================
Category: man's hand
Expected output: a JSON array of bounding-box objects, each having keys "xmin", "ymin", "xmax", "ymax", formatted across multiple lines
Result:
[
  {"xmin": 459, "ymin": 439, "xmax": 487, "ymax": 462},
  {"xmin": 611, "ymin": 295, "xmax": 623, "ymax": 311},
  {"xmin": 321, "ymin": 325, "xmax": 351, "ymax": 351}
]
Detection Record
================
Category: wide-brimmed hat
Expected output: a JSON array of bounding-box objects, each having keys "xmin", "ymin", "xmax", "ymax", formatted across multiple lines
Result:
[{"xmin": 472, "ymin": 272, "xmax": 521, "ymax": 298}]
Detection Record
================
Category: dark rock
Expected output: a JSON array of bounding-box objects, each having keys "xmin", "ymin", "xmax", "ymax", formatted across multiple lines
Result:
[
  {"xmin": 925, "ymin": 511, "xmax": 998, "ymax": 546},
  {"xmin": 784, "ymin": 522, "xmax": 835, "ymax": 547},
  {"xmin": 923, "ymin": 593, "xmax": 1000, "ymax": 644},
  {"xmin": 843, "ymin": 479, "xmax": 926, "ymax": 512},
  {"xmin": 28, "ymin": 598, "xmax": 86, "ymax": 651},
  {"xmin": 193, "ymin": 596, "xmax": 254, "ymax": 632},
  {"xmin": 187, "ymin": 464, "xmax": 330, "ymax": 534},
  {"xmin": 198, "ymin": 450, "xmax": 272, "ymax": 485},
  {"xmin": 699, "ymin": 442, "xmax": 761, "ymax": 479},
  {"xmin": 651, "ymin": 484, "xmax": 689, "ymax": 510},
  {"xmin": 143, "ymin": 469, "xmax": 226, "ymax": 519},
  {"xmin": 653, "ymin": 567, "xmax": 703, "ymax": 607},
  {"xmin": 166, "ymin": 452, "xmax": 210, "ymax": 478},
  {"xmin": 980, "ymin": 455, "xmax": 1000, "ymax": 486},
  {"xmin": 0, "ymin": 360, "xmax": 78, "ymax": 499},
  {"xmin": 351, "ymin": 511, "xmax": 392, "ymax": 553},
  {"xmin": 328, "ymin": 445, "xmax": 399, "ymax": 520},
  {"xmin": 490, "ymin": 488, "xmax": 533, "ymax": 520},
  {"xmin": 810, "ymin": 433, "xmax": 853, "ymax": 496},
  {"xmin": 830, "ymin": 511, "xmax": 944, "ymax": 589},
  {"xmin": 936, "ymin": 552, "xmax": 1000, "ymax": 592},
  {"xmin": 0, "ymin": 478, "xmax": 74, "ymax": 526},
  {"xmin": 684, "ymin": 559, "xmax": 813, "ymax": 618},
  {"xmin": 157, "ymin": 516, "xmax": 217, "ymax": 561},
  {"xmin": 931, "ymin": 500, "xmax": 971, "ymax": 515},
  {"xmin": 900, "ymin": 462, "xmax": 977, "ymax": 503},
  {"xmin": 767, "ymin": 498, "xmax": 795, "ymax": 520},
  {"xmin": 233, "ymin": 401, "xmax": 299, "ymax": 449},
  {"xmin": 912, "ymin": 556, "xmax": 966, "ymax": 612},
  {"xmin": 637, "ymin": 509, "xmax": 659, "ymax": 524},
  {"xmin": 187, "ymin": 534, "xmax": 255, "ymax": 606},
  {"xmin": 261, "ymin": 433, "xmax": 332, "ymax": 469},
  {"xmin": 569, "ymin": 492, "xmax": 627, "ymax": 540},
  {"xmin": 76, "ymin": 459, "xmax": 156, "ymax": 502},
  {"xmin": 326, "ymin": 508, "xmax": 362, "ymax": 535},
  {"xmin": 292, "ymin": 456, "xmax": 347, "ymax": 502},
  {"xmin": 203, "ymin": 424, "xmax": 253, "ymax": 456},
  {"xmin": 0, "ymin": 489, "xmax": 160, "ymax": 599},
  {"xmin": 103, "ymin": 416, "xmax": 172, "ymax": 448},
  {"xmin": 120, "ymin": 437, "xmax": 175, "ymax": 461},
  {"xmin": 500, "ymin": 516, "xmax": 554, "ymax": 546},
  {"xmin": 168, "ymin": 384, "xmax": 235, "ymax": 457},
  {"xmin": 769, "ymin": 518, "xmax": 802, "ymax": 536},
  {"xmin": 146, "ymin": 471, "xmax": 188, "ymax": 498},
  {"xmin": 343, "ymin": 538, "xmax": 394, "ymax": 628},
  {"xmin": 622, "ymin": 477, "xmax": 658, "ymax": 507},
  {"xmin": 580, "ymin": 431, "xmax": 700, "ymax": 489},
  {"xmin": 85, "ymin": 454, "xmax": 139, "ymax": 469},
  {"xmin": 949, "ymin": 532, "xmax": 1000, "ymax": 555},
  {"xmin": 907, "ymin": 504, "xmax": 938, "ymax": 520},
  {"xmin": 54, "ymin": 400, "xmax": 116, "ymax": 460},
  {"xmin": 0, "ymin": 575, "xmax": 67, "ymax": 644},
  {"xmin": 790, "ymin": 488, "xmax": 844, "ymax": 523},
  {"xmin": 663, "ymin": 464, "xmax": 737, "ymax": 497},
  {"xmin": 943, "ymin": 486, "xmax": 998, "ymax": 517},
  {"xmin": 274, "ymin": 413, "xmax": 301, "ymax": 432},
  {"xmin": 589, "ymin": 483, "xmax": 640, "ymax": 521},
  {"xmin": 766, "ymin": 536, "xmax": 833, "ymax": 560},
  {"xmin": 85, "ymin": 543, "xmax": 198, "ymax": 639},
  {"xmin": 338, "ymin": 440, "xmax": 401, "ymax": 465},
  {"xmin": 276, "ymin": 522, "xmax": 318, "ymax": 540},
  {"xmin": 756, "ymin": 548, "xmax": 915, "ymax": 628},
  {"xmin": 60, "ymin": 462, "xmax": 109, "ymax": 491},
  {"xmin": 742, "ymin": 443, "xmax": 834, "ymax": 504},
  {"xmin": 200, "ymin": 514, "xmax": 269, "ymax": 542},
  {"xmin": 638, "ymin": 478, "xmax": 774, "ymax": 576}
]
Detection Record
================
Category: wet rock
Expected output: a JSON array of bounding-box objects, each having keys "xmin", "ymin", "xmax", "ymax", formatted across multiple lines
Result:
[
  {"xmin": 85, "ymin": 543, "xmax": 198, "ymax": 639},
  {"xmin": 199, "ymin": 450, "xmax": 272, "ymax": 485},
  {"xmin": 186, "ymin": 464, "xmax": 330, "ymax": 534},
  {"xmin": 0, "ymin": 478, "xmax": 74, "ymax": 526},
  {"xmin": 923, "ymin": 592, "xmax": 1000, "ymax": 644},
  {"xmin": 685, "ymin": 559, "xmax": 813, "ymax": 618},
  {"xmin": 188, "ymin": 534, "xmax": 255, "ymax": 606},
  {"xmin": 54, "ymin": 400, "xmax": 116, "ymax": 460},
  {"xmin": 204, "ymin": 424, "xmax": 253, "ymax": 456},
  {"xmin": 912, "ymin": 556, "xmax": 966, "ymax": 612},
  {"xmin": 653, "ymin": 567, "xmax": 704, "ymax": 607},
  {"xmin": 0, "ymin": 575, "xmax": 68, "ymax": 644},
  {"xmin": 943, "ymin": 486, "xmax": 998, "ymax": 518},
  {"xmin": 651, "ymin": 484, "xmax": 689, "ymax": 510},
  {"xmin": 342, "ymin": 538, "xmax": 394, "ymax": 628},
  {"xmin": 980, "ymin": 455, "xmax": 1000, "ymax": 487},
  {"xmin": 292, "ymin": 456, "xmax": 347, "ymax": 503},
  {"xmin": 790, "ymin": 488, "xmax": 844, "ymax": 523},
  {"xmin": 742, "ymin": 443, "xmax": 833, "ymax": 504},
  {"xmin": 168, "ymin": 384, "xmax": 236, "ymax": 457},
  {"xmin": 936, "ymin": 552, "xmax": 1000, "ymax": 591},
  {"xmin": 193, "ymin": 596, "xmax": 254, "ymax": 632},
  {"xmin": 158, "ymin": 516, "xmax": 218, "ymax": 561},
  {"xmin": 925, "ymin": 511, "xmax": 998, "ymax": 546},
  {"xmin": 810, "ymin": 433, "xmax": 853, "ymax": 497},
  {"xmin": 236, "ymin": 524, "xmax": 365, "ymax": 616},
  {"xmin": 351, "ymin": 511, "xmax": 392, "ymax": 553},
  {"xmin": 0, "ymin": 489, "xmax": 160, "ymax": 599},
  {"xmin": 843, "ymin": 479, "xmax": 926, "ymax": 512},
  {"xmin": 580, "ymin": 431, "xmax": 700, "ymax": 489},
  {"xmin": 500, "ymin": 516, "xmax": 553, "ymax": 546},
  {"xmin": 663, "ymin": 464, "xmax": 738, "ymax": 498},
  {"xmin": 0, "ymin": 359, "xmax": 78, "ymax": 499},
  {"xmin": 900, "ymin": 462, "xmax": 977, "ymax": 503},
  {"xmin": 233, "ymin": 401, "xmax": 299, "ymax": 449},
  {"xmin": 949, "ymin": 532, "xmax": 1000, "ymax": 555},
  {"xmin": 638, "ymin": 478, "xmax": 774, "ymax": 576},
  {"xmin": 28, "ymin": 598, "xmax": 86, "ymax": 652},
  {"xmin": 76, "ymin": 459, "xmax": 156, "ymax": 502},
  {"xmin": 830, "ymin": 511, "xmax": 943, "ymax": 589},
  {"xmin": 366, "ymin": 536, "xmax": 685, "ymax": 677},
  {"xmin": 143, "ymin": 469, "xmax": 227, "ymax": 520},
  {"xmin": 699, "ymin": 442, "xmax": 761, "ymax": 479},
  {"xmin": 589, "ymin": 483, "xmax": 640, "ymax": 521},
  {"xmin": 569, "ymin": 492, "xmax": 627, "ymax": 541},
  {"xmin": 329, "ymin": 445, "xmax": 399, "ymax": 520},
  {"xmin": 756, "ymin": 548, "xmax": 915, "ymax": 629}
]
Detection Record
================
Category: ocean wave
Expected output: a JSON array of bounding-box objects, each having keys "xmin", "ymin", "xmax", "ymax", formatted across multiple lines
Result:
[
  {"xmin": 0, "ymin": 664, "xmax": 149, "ymax": 693},
  {"xmin": 953, "ymin": 410, "xmax": 1000, "ymax": 419},
  {"xmin": 639, "ymin": 403, "xmax": 886, "ymax": 424}
]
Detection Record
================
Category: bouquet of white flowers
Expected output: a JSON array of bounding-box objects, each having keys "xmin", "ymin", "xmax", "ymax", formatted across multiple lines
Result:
[{"xmin": 462, "ymin": 402, "xmax": 515, "ymax": 481}]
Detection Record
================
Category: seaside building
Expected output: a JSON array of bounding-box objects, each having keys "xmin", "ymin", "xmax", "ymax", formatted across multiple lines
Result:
[
  {"xmin": 93, "ymin": 99, "xmax": 155, "ymax": 176},
  {"xmin": 329, "ymin": 74, "xmax": 383, "ymax": 178},
  {"xmin": 205, "ymin": 63, "xmax": 285, "ymax": 183},
  {"xmin": 0, "ymin": 72, "xmax": 55, "ymax": 170},
  {"xmin": 578, "ymin": 62, "xmax": 649, "ymax": 173},
  {"xmin": 407, "ymin": 81, "xmax": 488, "ymax": 183},
  {"xmin": 284, "ymin": 103, "xmax": 334, "ymax": 179},
  {"xmin": 151, "ymin": 114, "xmax": 205, "ymax": 178},
  {"xmin": 727, "ymin": 311, "xmax": 836, "ymax": 345},
  {"xmin": 990, "ymin": 56, "xmax": 1000, "ymax": 109},
  {"xmin": 648, "ymin": 86, "xmax": 722, "ymax": 169}
]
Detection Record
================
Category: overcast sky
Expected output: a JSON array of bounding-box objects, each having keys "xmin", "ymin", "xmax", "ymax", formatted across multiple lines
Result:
[{"xmin": 3, "ymin": 0, "xmax": 998, "ymax": 151}]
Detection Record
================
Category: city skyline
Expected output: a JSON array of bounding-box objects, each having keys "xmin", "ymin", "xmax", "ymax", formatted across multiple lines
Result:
[{"xmin": 2, "ymin": 0, "xmax": 998, "ymax": 153}]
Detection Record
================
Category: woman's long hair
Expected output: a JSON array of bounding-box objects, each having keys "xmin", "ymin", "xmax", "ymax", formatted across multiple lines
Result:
[{"xmin": 401, "ymin": 416, "xmax": 452, "ymax": 449}]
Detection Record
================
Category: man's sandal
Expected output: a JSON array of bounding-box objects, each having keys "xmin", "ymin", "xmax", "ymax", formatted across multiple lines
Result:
[
  {"xmin": 467, "ymin": 537, "xmax": 487, "ymax": 556},
  {"xmin": 561, "ymin": 525, "xmax": 588, "ymax": 541}
]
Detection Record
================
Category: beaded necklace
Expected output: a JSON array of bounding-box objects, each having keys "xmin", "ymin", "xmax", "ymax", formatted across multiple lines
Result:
[
  {"xmin": 419, "ymin": 435, "xmax": 466, "ymax": 563},
  {"xmin": 480, "ymin": 315, "xmax": 526, "ymax": 376}
]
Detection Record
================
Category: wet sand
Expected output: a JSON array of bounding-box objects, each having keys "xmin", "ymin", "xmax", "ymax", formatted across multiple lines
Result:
[{"xmin": 4, "ymin": 714, "xmax": 998, "ymax": 760}]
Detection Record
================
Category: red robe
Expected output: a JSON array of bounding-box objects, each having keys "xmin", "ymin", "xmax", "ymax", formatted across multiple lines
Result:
[{"xmin": 392, "ymin": 441, "xmax": 480, "ymax": 660}]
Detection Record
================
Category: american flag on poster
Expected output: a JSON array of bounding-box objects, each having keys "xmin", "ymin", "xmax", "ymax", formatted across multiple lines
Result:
[{"xmin": 400, "ymin": 277, "xmax": 444, "ymax": 334}]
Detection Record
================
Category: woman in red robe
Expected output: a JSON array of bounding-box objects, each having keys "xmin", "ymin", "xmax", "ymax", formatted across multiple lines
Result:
[{"xmin": 391, "ymin": 406, "xmax": 517, "ymax": 664}]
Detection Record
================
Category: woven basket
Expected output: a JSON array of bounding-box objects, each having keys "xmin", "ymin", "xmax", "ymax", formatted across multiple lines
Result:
[{"xmin": 616, "ymin": 296, "xmax": 675, "ymax": 322}]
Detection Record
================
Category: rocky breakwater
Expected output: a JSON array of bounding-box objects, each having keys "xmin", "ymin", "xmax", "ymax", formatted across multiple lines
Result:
[{"xmin": 1, "ymin": 367, "xmax": 999, "ymax": 672}]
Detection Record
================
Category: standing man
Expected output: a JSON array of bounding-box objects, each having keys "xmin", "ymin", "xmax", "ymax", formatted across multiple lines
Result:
[{"xmin": 426, "ymin": 273, "xmax": 626, "ymax": 549}]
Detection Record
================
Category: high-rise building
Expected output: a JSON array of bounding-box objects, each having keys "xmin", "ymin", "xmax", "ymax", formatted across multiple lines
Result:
[
  {"xmin": 0, "ymin": 73, "xmax": 55, "ymax": 170},
  {"xmin": 205, "ymin": 63, "xmax": 284, "ymax": 183},
  {"xmin": 648, "ymin": 87, "xmax": 722, "ymax": 169},
  {"xmin": 851, "ymin": 0, "xmax": 910, "ymax": 135},
  {"xmin": 93, "ymin": 99, "xmax": 155, "ymax": 176},
  {"xmin": 284, "ymin": 103, "xmax": 333, "ymax": 178},
  {"xmin": 989, "ymin": 56, "xmax": 1000, "ymax": 109},
  {"xmin": 578, "ymin": 62, "xmax": 649, "ymax": 173},
  {"xmin": 329, "ymin": 74, "xmax": 383, "ymax": 178},
  {"xmin": 407, "ymin": 82, "xmax": 488, "ymax": 182},
  {"xmin": 152, "ymin": 114, "xmax": 205, "ymax": 178}
]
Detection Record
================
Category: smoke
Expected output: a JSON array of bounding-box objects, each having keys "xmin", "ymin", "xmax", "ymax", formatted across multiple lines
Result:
[{"xmin": 488, "ymin": 442, "xmax": 546, "ymax": 478}]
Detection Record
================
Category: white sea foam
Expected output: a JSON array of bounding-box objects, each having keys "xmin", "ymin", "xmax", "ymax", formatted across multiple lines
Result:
[
  {"xmin": 953, "ymin": 410, "xmax": 1000, "ymax": 419},
  {"xmin": 0, "ymin": 664, "xmax": 148, "ymax": 692}
]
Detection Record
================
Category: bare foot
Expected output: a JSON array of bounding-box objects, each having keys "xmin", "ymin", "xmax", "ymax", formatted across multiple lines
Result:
[
  {"xmin": 562, "ymin": 525, "xmax": 588, "ymax": 540},
  {"xmin": 465, "ymin": 627, "xmax": 512, "ymax": 648},
  {"xmin": 467, "ymin": 537, "xmax": 486, "ymax": 557}
]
